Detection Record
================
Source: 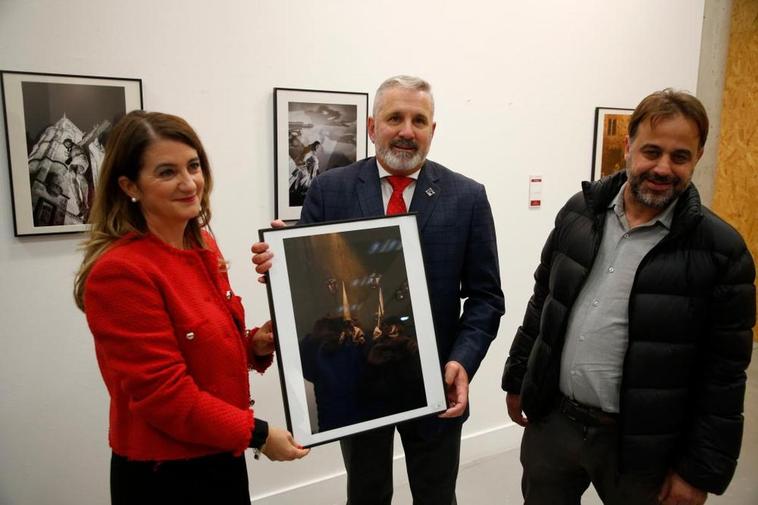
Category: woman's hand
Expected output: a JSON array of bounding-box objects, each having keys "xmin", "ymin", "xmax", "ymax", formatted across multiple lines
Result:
[
  {"xmin": 250, "ymin": 321, "xmax": 275, "ymax": 356},
  {"xmin": 261, "ymin": 427, "xmax": 310, "ymax": 461}
]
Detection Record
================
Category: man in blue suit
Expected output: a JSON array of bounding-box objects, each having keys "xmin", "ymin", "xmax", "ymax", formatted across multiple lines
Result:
[{"xmin": 254, "ymin": 75, "xmax": 504, "ymax": 505}]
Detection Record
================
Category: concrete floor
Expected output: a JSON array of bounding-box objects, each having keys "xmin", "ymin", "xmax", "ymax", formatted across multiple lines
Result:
[{"xmin": 395, "ymin": 345, "xmax": 758, "ymax": 504}]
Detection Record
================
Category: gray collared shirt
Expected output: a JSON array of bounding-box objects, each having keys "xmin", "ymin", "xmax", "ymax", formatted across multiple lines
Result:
[{"xmin": 559, "ymin": 183, "xmax": 678, "ymax": 413}]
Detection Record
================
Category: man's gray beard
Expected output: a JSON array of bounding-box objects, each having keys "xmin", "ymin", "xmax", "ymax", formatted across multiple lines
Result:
[
  {"xmin": 627, "ymin": 168, "xmax": 684, "ymax": 209},
  {"xmin": 376, "ymin": 145, "xmax": 426, "ymax": 173}
]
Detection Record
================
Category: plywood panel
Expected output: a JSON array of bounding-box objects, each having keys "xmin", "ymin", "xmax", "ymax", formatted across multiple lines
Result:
[{"xmin": 712, "ymin": 0, "xmax": 758, "ymax": 340}]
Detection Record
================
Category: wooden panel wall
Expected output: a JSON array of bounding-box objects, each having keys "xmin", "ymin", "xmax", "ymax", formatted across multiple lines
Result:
[{"xmin": 711, "ymin": 0, "xmax": 758, "ymax": 341}]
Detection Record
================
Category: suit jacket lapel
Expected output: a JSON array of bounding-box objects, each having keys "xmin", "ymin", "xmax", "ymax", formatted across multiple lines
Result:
[
  {"xmin": 410, "ymin": 162, "xmax": 440, "ymax": 231},
  {"xmin": 356, "ymin": 158, "xmax": 385, "ymax": 217}
]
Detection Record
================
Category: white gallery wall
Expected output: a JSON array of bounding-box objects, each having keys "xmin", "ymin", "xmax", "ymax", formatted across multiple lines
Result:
[{"xmin": 0, "ymin": 1, "xmax": 705, "ymax": 503}]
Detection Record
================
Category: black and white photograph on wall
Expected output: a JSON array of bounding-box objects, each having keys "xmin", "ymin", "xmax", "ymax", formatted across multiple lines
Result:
[
  {"xmin": 274, "ymin": 88, "xmax": 368, "ymax": 221},
  {"xmin": 1, "ymin": 71, "xmax": 143, "ymax": 236},
  {"xmin": 260, "ymin": 215, "xmax": 446, "ymax": 447},
  {"xmin": 591, "ymin": 107, "xmax": 634, "ymax": 181}
]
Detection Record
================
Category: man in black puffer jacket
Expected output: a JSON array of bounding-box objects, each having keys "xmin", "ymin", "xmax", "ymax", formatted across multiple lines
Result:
[{"xmin": 502, "ymin": 89, "xmax": 755, "ymax": 505}]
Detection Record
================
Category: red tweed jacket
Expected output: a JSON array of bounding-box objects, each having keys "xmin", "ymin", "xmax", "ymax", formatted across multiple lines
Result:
[{"xmin": 84, "ymin": 232, "xmax": 272, "ymax": 460}]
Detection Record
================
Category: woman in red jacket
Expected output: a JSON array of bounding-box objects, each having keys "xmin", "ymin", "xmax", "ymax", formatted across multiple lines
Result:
[{"xmin": 74, "ymin": 110, "xmax": 308, "ymax": 504}]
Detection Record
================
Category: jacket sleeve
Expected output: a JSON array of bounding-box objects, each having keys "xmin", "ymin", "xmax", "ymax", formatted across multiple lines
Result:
[
  {"xmin": 447, "ymin": 185, "xmax": 505, "ymax": 379},
  {"xmin": 206, "ymin": 232, "xmax": 274, "ymax": 375},
  {"xmin": 85, "ymin": 257, "xmax": 254, "ymax": 455},
  {"xmin": 676, "ymin": 241, "xmax": 756, "ymax": 494},
  {"xmin": 501, "ymin": 205, "xmax": 565, "ymax": 393},
  {"xmin": 245, "ymin": 326, "xmax": 275, "ymax": 373}
]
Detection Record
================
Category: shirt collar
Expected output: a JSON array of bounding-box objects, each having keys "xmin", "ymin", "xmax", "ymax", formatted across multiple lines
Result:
[
  {"xmin": 609, "ymin": 182, "xmax": 678, "ymax": 230},
  {"xmin": 376, "ymin": 159, "xmax": 420, "ymax": 181}
]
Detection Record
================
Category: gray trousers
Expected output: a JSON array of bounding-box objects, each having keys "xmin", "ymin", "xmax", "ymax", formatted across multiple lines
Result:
[{"xmin": 521, "ymin": 407, "xmax": 664, "ymax": 505}]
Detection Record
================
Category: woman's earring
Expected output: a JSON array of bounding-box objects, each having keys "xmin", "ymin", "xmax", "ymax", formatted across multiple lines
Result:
[{"xmin": 131, "ymin": 197, "xmax": 138, "ymax": 203}]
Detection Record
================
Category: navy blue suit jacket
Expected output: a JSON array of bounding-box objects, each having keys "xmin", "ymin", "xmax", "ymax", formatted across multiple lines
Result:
[{"xmin": 300, "ymin": 158, "xmax": 504, "ymax": 396}]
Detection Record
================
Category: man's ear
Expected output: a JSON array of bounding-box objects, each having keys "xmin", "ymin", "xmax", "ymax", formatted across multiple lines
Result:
[
  {"xmin": 368, "ymin": 116, "xmax": 376, "ymax": 143},
  {"xmin": 118, "ymin": 176, "xmax": 139, "ymax": 200}
]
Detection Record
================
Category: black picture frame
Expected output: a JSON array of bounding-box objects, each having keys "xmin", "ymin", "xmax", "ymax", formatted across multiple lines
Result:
[
  {"xmin": 274, "ymin": 87, "xmax": 368, "ymax": 221},
  {"xmin": 1, "ymin": 70, "xmax": 143, "ymax": 236},
  {"xmin": 260, "ymin": 214, "xmax": 446, "ymax": 447},
  {"xmin": 591, "ymin": 107, "xmax": 634, "ymax": 181}
]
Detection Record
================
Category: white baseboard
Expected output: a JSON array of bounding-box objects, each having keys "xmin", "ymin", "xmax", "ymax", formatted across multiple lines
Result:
[{"xmin": 251, "ymin": 422, "xmax": 523, "ymax": 505}]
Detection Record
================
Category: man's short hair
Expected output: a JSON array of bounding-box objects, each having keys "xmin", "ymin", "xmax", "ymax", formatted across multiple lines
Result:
[
  {"xmin": 628, "ymin": 88, "xmax": 709, "ymax": 148},
  {"xmin": 373, "ymin": 75, "xmax": 435, "ymax": 117}
]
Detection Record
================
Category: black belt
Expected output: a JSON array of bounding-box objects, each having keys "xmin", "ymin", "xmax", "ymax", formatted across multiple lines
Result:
[{"xmin": 558, "ymin": 395, "xmax": 618, "ymax": 426}]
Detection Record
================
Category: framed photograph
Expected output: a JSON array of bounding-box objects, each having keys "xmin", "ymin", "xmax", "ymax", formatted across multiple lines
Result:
[
  {"xmin": 591, "ymin": 107, "xmax": 633, "ymax": 181},
  {"xmin": 1, "ymin": 70, "xmax": 143, "ymax": 236},
  {"xmin": 274, "ymin": 87, "xmax": 368, "ymax": 221},
  {"xmin": 260, "ymin": 214, "xmax": 446, "ymax": 447}
]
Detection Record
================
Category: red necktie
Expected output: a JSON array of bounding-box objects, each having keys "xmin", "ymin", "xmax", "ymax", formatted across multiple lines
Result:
[{"xmin": 386, "ymin": 176, "xmax": 414, "ymax": 215}]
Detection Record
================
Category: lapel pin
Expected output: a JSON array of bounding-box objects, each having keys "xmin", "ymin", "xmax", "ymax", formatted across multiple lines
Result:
[{"xmin": 425, "ymin": 187, "xmax": 435, "ymax": 197}]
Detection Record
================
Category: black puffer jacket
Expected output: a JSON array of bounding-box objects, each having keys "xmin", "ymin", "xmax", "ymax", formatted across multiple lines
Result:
[{"xmin": 502, "ymin": 171, "xmax": 755, "ymax": 494}]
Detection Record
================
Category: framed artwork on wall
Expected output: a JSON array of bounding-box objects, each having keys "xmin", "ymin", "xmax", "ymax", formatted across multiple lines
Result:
[
  {"xmin": 274, "ymin": 87, "xmax": 368, "ymax": 221},
  {"xmin": 591, "ymin": 107, "xmax": 633, "ymax": 181},
  {"xmin": 260, "ymin": 214, "xmax": 446, "ymax": 447},
  {"xmin": 1, "ymin": 70, "xmax": 143, "ymax": 236}
]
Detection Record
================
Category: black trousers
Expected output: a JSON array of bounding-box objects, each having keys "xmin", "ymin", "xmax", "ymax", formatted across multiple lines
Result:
[
  {"xmin": 110, "ymin": 452, "xmax": 250, "ymax": 505},
  {"xmin": 340, "ymin": 421, "xmax": 461, "ymax": 505},
  {"xmin": 520, "ymin": 406, "xmax": 664, "ymax": 505}
]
